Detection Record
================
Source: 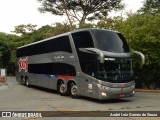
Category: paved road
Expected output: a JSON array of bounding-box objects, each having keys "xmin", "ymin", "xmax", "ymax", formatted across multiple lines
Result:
[{"xmin": 0, "ymin": 77, "xmax": 160, "ymax": 120}]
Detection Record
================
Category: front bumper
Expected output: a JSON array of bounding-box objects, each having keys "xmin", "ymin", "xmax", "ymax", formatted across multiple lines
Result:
[{"xmin": 98, "ymin": 87, "xmax": 135, "ymax": 100}]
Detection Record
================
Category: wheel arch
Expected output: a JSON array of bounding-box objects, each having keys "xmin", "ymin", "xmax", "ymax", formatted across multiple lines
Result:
[
  {"xmin": 25, "ymin": 75, "xmax": 28, "ymax": 80},
  {"xmin": 20, "ymin": 75, "xmax": 24, "ymax": 82},
  {"xmin": 57, "ymin": 79, "xmax": 65, "ymax": 90},
  {"xmin": 67, "ymin": 80, "xmax": 76, "ymax": 88}
]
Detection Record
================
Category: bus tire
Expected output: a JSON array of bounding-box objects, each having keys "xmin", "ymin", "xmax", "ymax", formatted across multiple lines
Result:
[
  {"xmin": 25, "ymin": 78, "xmax": 30, "ymax": 87},
  {"xmin": 57, "ymin": 81, "xmax": 67, "ymax": 96},
  {"xmin": 21, "ymin": 76, "xmax": 25, "ymax": 85},
  {"xmin": 70, "ymin": 82, "xmax": 79, "ymax": 98}
]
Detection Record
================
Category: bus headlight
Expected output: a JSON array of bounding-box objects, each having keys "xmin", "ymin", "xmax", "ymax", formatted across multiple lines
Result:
[
  {"xmin": 132, "ymin": 90, "xmax": 135, "ymax": 94},
  {"xmin": 105, "ymin": 87, "xmax": 110, "ymax": 90},
  {"xmin": 101, "ymin": 92, "xmax": 107, "ymax": 96},
  {"xmin": 97, "ymin": 84, "xmax": 105, "ymax": 90},
  {"xmin": 97, "ymin": 83, "xmax": 102, "ymax": 88},
  {"xmin": 131, "ymin": 84, "xmax": 135, "ymax": 89},
  {"xmin": 97, "ymin": 84, "xmax": 110, "ymax": 90}
]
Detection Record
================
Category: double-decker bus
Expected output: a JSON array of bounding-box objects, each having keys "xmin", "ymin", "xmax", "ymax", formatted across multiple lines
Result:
[{"xmin": 16, "ymin": 28, "xmax": 145, "ymax": 100}]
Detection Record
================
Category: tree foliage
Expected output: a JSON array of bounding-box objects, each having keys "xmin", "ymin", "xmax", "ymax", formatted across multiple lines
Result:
[
  {"xmin": 11, "ymin": 24, "xmax": 37, "ymax": 35},
  {"xmin": 38, "ymin": 0, "xmax": 124, "ymax": 28},
  {"xmin": 0, "ymin": 42, "xmax": 10, "ymax": 68},
  {"xmin": 112, "ymin": 13, "xmax": 160, "ymax": 89},
  {"xmin": 114, "ymin": 13, "xmax": 160, "ymax": 65},
  {"xmin": 140, "ymin": 0, "xmax": 160, "ymax": 14},
  {"xmin": 0, "ymin": 33, "xmax": 20, "ymax": 75}
]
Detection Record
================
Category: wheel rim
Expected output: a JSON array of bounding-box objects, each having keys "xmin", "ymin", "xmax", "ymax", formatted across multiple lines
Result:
[
  {"xmin": 26, "ymin": 79, "xmax": 29, "ymax": 86},
  {"xmin": 71, "ymin": 85, "xmax": 78, "ymax": 96},
  {"xmin": 22, "ymin": 78, "xmax": 25, "ymax": 85},
  {"xmin": 60, "ymin": 84, "xmax": 66, "ymax": 94}
]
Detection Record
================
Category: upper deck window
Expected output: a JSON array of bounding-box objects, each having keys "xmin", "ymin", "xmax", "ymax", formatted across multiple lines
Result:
[
  {"xmin": 17, "ymin": 35, "xmax": 72, "ymax": 57},
  {"xmin": 93, "ymin": 30, "xmax": 130, "ymax": 53},
  {"xmin": 71, "ymin": 31, "xmax": 94, "ymax": 49}
]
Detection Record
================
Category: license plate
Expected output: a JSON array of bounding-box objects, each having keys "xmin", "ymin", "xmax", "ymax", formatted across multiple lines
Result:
[
  {"xmin": 119, "ymin": 83, "xmax": 125, "ymax": 87},
  {"xmin": 119, "ymin": 94, "xmax": 125, "ymax": 97}
]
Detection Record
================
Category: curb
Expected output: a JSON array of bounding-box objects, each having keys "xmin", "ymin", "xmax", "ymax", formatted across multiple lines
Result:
[
  {"xmin": 0, "ymin": 83, "xmax": 8, "ymax": 85},
  {"xmin": 135, "ymin": 89, "xmax": 160, "ymax": 93}
]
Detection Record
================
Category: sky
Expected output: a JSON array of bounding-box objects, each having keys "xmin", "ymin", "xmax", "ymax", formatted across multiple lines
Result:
[{"xmin": 0, "ymin": 0, "xmax": 144, "ymax": 34}]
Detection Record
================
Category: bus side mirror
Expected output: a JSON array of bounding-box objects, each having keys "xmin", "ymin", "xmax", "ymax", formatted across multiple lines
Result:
[{"xmin": 132, "ymin": 51, "xmax": 145, "ymax": 65}]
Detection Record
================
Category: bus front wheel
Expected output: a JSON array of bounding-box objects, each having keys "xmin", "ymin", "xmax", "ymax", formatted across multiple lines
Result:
[{"xmin": 70, "ymin": 82, "xmax": 79, "ymax": 98}]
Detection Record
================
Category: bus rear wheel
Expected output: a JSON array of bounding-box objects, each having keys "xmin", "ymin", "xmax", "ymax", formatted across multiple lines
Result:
[
  {"xmin": 21, "ymin": 77, "xmax": 25, "ymax": 85},
  {"xmin": 25, "ymin": 78, "xmax": 30, "ymax": 87},
  {"xmin": 70, "ymin": 82, "xmax": 79, "ymax": 98},
  {"xmin": 58, "ymin": 81, "xmax": 67, "ymax": 96}
]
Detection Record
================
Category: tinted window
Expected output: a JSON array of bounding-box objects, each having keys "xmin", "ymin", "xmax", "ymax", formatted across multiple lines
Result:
[
  {"xmin": 97, "ymin": 58, "xmax": 133, "ymax": 83},
  {"xmin": 72, "ymin": 31, "xmax": 94, "ymax": 49},
  {"xmin": 80, "ymin": 60, "xmax": 98, "ymax": 78},
  {"xmin": 93, "ymin": 30, "xmax": 130, "ymax": 53},
  {"xmin": 72, "ymin": 31, "xmax": 98, "ymax": 76},
  {"xmin": 17, "ymin": 36, "xmax": 72, "ymax": 57},
  {"xmin": 28, "ymin": 63, "xmax": 76, "ymax": 76}
]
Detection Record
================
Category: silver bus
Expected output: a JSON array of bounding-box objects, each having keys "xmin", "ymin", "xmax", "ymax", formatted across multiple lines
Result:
[{"xmin": 16, "ymin": 28, "xmax": 144, "ymax": 100}]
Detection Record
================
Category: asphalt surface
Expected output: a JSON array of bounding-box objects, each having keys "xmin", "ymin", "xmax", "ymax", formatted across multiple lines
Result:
[{"xmin": 0, "ymin": 77, "xmax": 160, "ymax": 120}]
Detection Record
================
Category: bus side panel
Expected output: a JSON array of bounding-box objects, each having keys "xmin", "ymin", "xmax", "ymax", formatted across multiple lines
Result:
[
  {"xmin": 28, "ymin": 74, "xmax": 36, "ymax": 85},
  {"xmin": 27, "ymin": 74, "xmax": 57, "ymax": 90},
  {"xmin": 48, "ymin": 76, "xmax": 57, "ymax": 90},
  {"xmin": 77, "ymin": 75, "xmax": 99, "ymax": 99}
]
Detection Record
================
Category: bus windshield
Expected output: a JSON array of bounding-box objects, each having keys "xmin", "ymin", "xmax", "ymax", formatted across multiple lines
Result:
[
  {"xmin": 93, "ymin": 30, "xmax": 130, "ymax": 53},
  {"xmin": 98, "ymin": 58, "xmax": 133, "ymax": 83}
]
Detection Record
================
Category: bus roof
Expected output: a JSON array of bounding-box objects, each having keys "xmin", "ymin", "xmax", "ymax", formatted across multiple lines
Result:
[{"xmin": 17, "ymin": 28, "xmax": 118, "ymax": 49}]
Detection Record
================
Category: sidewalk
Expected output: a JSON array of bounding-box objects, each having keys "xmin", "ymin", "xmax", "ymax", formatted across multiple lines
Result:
[
  {"xmin": 0, "ymin": 82, "xmax": 7, "ymax": 86},
  {"xmin": 0, "ymin": 84, "xmax": 8, "ymax": 90},
  {"xmin": 135, "ymin": 89, "xmax": 160, "ymax": 93}
]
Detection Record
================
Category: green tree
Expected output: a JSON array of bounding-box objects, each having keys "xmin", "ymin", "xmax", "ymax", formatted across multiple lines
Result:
[
  {"xmin": 20, "ymin": 25, "xmax": 54, "ymax": 43},
  {"xmin": 38, "ymin": 0, "xmax": 124, "ymax": 28},
  {"xmin": 0, "ymin": 33, "xmax": 20, "ymax": 75},
  {"xmin": 6, "ymin": 34, "xmax": 21, "ymax": 75},
  {"xmin": 52, "ymin": 22, "xmax": 75, "ymax": 35},
  {"xmin": 34, "ymin": 25, "xmax": 54, "ymax": 41},
  {"xmin": 96, "ymin": 16, "xmax": 124, "ymax": 30},
  {"xmin": 113, "ymin": 13, "xmax": 160, "ymax": 89},
  {"xmin": 0, "ymin": 42, "xmax": 10, "ymax": 68},
  {"xmin": 28, "ymin": 23, "xmax": 73, "ymax": 42},
  {"xmin": 11, "ymin": 24, "xmax": 37, "ymax": 36},
  {"xmin": 140, "ymin": 0, "xmax": 160, "ymax": 14},
  {"xmin": 0, "ymin": 33, "xmax": 11, "ymax": 60}
]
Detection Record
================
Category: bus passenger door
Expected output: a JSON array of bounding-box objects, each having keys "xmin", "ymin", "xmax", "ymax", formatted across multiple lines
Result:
[{"xmin": 79, "ymin": 61, "xmax": 98, "ymax": 98}]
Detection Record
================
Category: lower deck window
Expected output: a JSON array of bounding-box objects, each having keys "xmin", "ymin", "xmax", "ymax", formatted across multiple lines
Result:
[{"xmin": 28, "ymin": 63, "xmax": 76, "ymax": 76}]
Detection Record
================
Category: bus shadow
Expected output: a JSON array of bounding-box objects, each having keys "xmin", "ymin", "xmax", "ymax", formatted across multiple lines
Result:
[
  {"xmin": 79, "ymin": 96, "xmax": 132, "ymax": 104},
  {"xmin": 27, "ymin": 85, "xmax": 132, "ymax": 104},
  {"xmin": 27, "ymin": 85, "xmax": 58, "ymax": 94}
]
